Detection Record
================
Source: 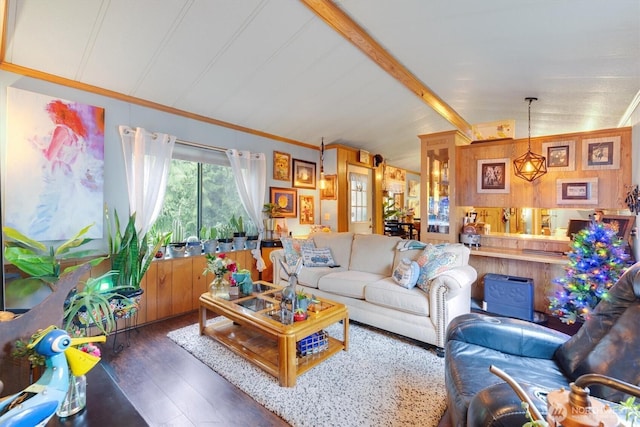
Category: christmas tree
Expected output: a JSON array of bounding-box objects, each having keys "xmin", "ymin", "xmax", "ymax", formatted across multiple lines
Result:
[{"xmin": 549, "ymin": 221, "xmax": 631, "ymax": 324}]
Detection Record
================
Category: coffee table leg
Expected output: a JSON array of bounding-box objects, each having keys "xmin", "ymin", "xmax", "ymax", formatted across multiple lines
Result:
[
  {"xmin": 343, "ymin": 316, "xmax": 349, "ymax": 351},
  {"xmin": 279, "ymin": 334, "xmax": 297, "ymax": 387},
  {"xmin": 199, "ymin": 305, "xmax": 206, "ymax": 335}
]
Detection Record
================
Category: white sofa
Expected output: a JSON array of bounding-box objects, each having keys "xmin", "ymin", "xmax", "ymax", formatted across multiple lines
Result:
[{"xmin": 270, "ymin": 232, "xmax": 477, "ymax": 355}]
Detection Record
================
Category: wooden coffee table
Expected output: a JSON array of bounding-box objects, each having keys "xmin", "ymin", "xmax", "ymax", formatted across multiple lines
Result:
[{"xmin": 198, "ymin": 281, "xmax": 349, "ymax": 387}]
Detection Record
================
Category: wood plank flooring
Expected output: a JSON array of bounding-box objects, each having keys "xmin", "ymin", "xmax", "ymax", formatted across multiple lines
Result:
[
  {"xmin": 93, "ymin": 311, "xmax": 578, "ymax": 427},
  {"xmin": 99, "ymin": 311, "xmax": 289, "ymax": 426}
]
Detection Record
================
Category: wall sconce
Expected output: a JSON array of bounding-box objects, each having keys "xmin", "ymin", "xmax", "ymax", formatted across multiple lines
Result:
[
  {"xmin": 513, "ymin": 97, "xmax": 547, "ymax": 182},
  {"xmin": 319, "ymin": 137, "xmax": 326, "ymax": 189}
]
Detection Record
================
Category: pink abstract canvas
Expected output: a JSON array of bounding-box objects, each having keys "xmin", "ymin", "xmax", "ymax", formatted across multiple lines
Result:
[{"xmin": 6, "ymin": 88, "xmax": 105, "ymax": 240}]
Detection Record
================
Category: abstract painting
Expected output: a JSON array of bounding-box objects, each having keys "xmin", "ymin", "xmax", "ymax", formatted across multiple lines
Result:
[{"xmin": 6, "ymin": 88, "xmax": 105, "ymax": 240}]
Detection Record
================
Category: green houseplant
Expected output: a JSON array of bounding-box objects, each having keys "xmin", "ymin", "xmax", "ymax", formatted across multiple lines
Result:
[
  {"xmin": 167, "ymin": 218, "xmax": 186, "ymax": 258},
  {"xmin": 107, "ymin": 209, "xmax": 166, "ymax": 291},
  {"xmin": 2, "ymin": 223, "xmax": 106, "ymax": 309},
  {"xmin": 200, "ymin": 225, "xmax": 218, "ymax": 254},
  {"xmin": 63, "ymin": 270, "xmax": 135, "ymax": 335},
  {"xmin": 262, "ymin": 203, "xmax": 283, "ymax": 239},
  {"xmin": 216, "ymin": 223, "xmax": 234, "ymax": 252},
  {"xmin": 245, "ymin": 221, "xmax": 259, "ymax": 250},
  {"xmin": 230, "ymin": 215, "xmax": 247, "ymax": 250}
]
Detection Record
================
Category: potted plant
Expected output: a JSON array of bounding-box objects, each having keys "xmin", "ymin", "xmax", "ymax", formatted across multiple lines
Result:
[
  {"xmin": 2, "ymin": 223, "xmax": 106, "ymax": 310},
  {"xmin": 203, "ymin": 253, "xmax": 237, "ymax": 298},
  {"xmin": 229, "ymin": 215, "xmax": 247, "ymax": 250},
  {"xmin": 293, "ymin": 308, "xmax": 307, "ymax": 322},
  {"xmin": 63, "ymin": 270, "xmax": 134, "ymax": 336},
  {"xmin": 107, "ymin": 209, "xmax": 165, "ymax": 293},
  {"xmin": 185, "ymin": 235, "xmax": 202, "ymax": 256},
  {"xmin": 245, "ymin": 221, "xmax": 259, "ymax": 250},
  {"xmin": 296, "ymin": 288, "xmax": 310, "ymax": 313},
  {"xmin": 216, "ymin": 223, "xmax": 234, "ymax": 252},
  {"xmin": 200, "ymin": 225, "xmax": 218, "ymax": 254},
  {"xmin": 148, "ymin": 219, "xmax": 171, "ymax": 259},
  {"xmin": 262, "ymin": 203, "xmax": 283, "ymax": 240},
  {"xmin": 167, "ymin": 218, "xmax": 186, "ymax": 258}
]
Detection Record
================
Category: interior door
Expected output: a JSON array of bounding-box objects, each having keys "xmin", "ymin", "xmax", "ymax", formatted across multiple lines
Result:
[{"xmin": 348, "ymin": 165, "xmax": 372, "ymax": 234}]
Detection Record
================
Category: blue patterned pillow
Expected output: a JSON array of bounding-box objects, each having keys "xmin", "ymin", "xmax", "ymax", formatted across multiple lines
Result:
[
  {"xmin": 392, "ymin": 258, "xmax": 421, "ymax": 289},
  {"xmin": 301, "ymin": 247, "xmax": 336, "ymax": 267},
  {"xmin": 281, "ymin": 237, "xmax": 315, "ymax": 266},
  {"xmin": 415, "ymin": 252, "xmax": 457, "ymax": 292}
]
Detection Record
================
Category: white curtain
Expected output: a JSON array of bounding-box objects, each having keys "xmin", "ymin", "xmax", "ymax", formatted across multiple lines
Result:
[
  {"xmin": 226, "ymin": 149, "xmax": 266, "ymax": 271},
  {"xmin": 119, "ymin": 126, "xmax": 175, "ymax": 236}
]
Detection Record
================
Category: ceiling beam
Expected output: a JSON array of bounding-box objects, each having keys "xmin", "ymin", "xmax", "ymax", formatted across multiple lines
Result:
[{"xmin": 300, "ymin": 0, "xmax": 472, "ymax": 138}]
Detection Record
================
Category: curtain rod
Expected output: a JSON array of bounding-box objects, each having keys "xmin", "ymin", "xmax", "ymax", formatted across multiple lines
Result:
[{"xmin": 176, "ymin": 138, "xmax": 227, "ymax": 153}]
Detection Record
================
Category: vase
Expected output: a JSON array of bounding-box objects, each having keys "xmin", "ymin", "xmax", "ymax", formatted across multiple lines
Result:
[
  {"xmin": 209, "ymin": 275, "xmax": 230, "ymax": 298},
  {"xmin": 56, "ymin": 373, "xmax": 87, "ymax": 417}
]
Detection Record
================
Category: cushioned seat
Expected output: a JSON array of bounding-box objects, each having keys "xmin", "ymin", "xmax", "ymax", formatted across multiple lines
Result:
[{"xmin": 445, "ymin": 263, "xmax": 640, "ymax": 427}]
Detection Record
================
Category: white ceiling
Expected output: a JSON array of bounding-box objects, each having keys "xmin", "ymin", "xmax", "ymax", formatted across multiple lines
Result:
[{"xmin": 2, "ymin": 0, "xmax": 639, "ymax": 172}]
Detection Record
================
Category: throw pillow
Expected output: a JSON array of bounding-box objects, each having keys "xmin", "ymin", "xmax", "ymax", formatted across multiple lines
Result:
[
  {"xmin": 416, "ymin": 243, "xmax": 448, "ymax": 267},
  {"xmin": 392, "ymin": 258, "xmax": 421, "ymax": 289},
  {"xmin": 281, "ymin": 237, "xmax": 316, "ymax": 266},
  {"xmin": 415, "ymin": 252, "xmax": 457, "ymax": 293},
  {"xmin": 301, "ymin": 247, "xmax": 336, "ymax": 267}
]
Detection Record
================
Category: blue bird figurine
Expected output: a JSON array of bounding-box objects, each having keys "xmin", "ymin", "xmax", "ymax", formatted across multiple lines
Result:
[{"xmin": 0, "ymin": 326, "xmax": 105, "ymax": 426}]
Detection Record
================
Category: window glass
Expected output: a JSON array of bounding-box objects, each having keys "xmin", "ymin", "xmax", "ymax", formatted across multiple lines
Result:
[{"xmin": 155, "ymin": 155, "xmax": 247, "ymax": 240}]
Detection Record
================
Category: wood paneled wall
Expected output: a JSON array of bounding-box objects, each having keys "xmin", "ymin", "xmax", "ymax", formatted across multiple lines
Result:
[{"xmin": 456, "ymin": 127, "xmax": 632, "ymax": 209}]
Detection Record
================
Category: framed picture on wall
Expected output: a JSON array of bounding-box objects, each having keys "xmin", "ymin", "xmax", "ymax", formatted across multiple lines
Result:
[
  {"xmin": 556, "ymin": 178, "xmax": 598, "ymax": 205},
  {"xmin": 581, "ymin": 136, "xmax": 620, "ymax": 170},
  {"xmin": 270, "ymin": 187, "xmax": 297, "ymax": 217},
  {"xmin": 299, "ymin": 195, "xmax": 315, "ymax": 225},
  {"xmin": 542, "ymin": 140, "xmax": 575, "ymax": 171},
  {"xmin": 477, "ymin": 158, "xmax": 510, "ymax": 194},
  {"xmin": 292, "ymin": 159, "xmax": 316, "ymax": 189},
  {"xmin": 320, "ymin": 174, "xmax": 337, "ymax": 200},
  {"xmin": 273, "ymin": 151, "xmax": 291, "ymax": 181}
]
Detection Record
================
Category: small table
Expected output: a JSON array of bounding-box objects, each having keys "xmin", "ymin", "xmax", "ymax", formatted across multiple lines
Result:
[{"xmin": 199, "ymin": 281, "xmax": 349, "ymax": 387}]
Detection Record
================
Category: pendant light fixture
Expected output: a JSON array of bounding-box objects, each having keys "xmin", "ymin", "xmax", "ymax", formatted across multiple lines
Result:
[
  {"xmin": 319, "ymin": 137, "xmax": 326, "ymax": 189},
  {"xmin": 513, "ymin": 97, "xmax": 547, "ymax": 182}
]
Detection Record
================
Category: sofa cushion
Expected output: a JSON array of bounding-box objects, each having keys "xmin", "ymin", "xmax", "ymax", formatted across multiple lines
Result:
[
  {"xmin": 280, "ymin": 237, "xmax": 315, "ymax": 266},
  {"xmin": 416, "ymin": 252, "xmax": 458, "ymax": 292},
  {"xmin": 301, "ymin": 247, "xmax": 336, "ymax": 267},
  {"xmin": 311, "ymin": 232, "xmax": 354, "ymax": 268},
  {"xmin": 317, "ymin": 270, "xmax": 384, "ymax": 299},
  {"xmin": 392, "ymin": 258, "xmax": 420, "ymax": 289},
  {"xmin": 365, "ymin": 278, "xmax": 430, "ymax": 316},
  {"xmin": 349, "ymin": 234, "xmax": 401, "ymax": 275},
  {"xmin": 296, "ymin": 266, "xmax": 341, "ymax": 289}
]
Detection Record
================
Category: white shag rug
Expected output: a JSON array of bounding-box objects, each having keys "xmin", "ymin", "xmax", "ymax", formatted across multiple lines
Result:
[{"xmin": 167, "ymin": 319, "xmax": 447, "ymax": 427}]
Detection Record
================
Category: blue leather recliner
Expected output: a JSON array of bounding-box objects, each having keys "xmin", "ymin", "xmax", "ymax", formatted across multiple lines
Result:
[{"xmin": 444, "ymin": 263, "xmax": 640, "ymax": 426}]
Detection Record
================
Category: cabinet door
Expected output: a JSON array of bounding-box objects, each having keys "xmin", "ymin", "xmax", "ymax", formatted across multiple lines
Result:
[{"xmin": 171, "ymin": 258, "xmax": 193, "ymax": 315}]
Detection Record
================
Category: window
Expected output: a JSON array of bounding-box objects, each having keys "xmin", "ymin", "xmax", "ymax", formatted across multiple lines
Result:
[
  {"xmin": 350, "ymin": 172, "xmax": 368, "ymax": 222},
  {"xmin": 154, "ymin": 145, "xmax": 247, "ymax": 239}
]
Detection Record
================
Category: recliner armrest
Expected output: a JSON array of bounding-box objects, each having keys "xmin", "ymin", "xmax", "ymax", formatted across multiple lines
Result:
[{"xmin": 446, "ymin": 312, "xmax": 570, "ymax": 359}]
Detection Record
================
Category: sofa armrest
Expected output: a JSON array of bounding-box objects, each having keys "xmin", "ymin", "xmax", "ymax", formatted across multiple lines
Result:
[
  {"xmin": 431, "ymin": 265, "xmax": 477, "ymax": 299},
  {"xmin": 446, "ymin": 312, "xmax": 570, "ymax": 359},
  {"xmin": 269, "ymin": 249, "xmax": 287, "ymax": 284},
  {"xmin": 428, "ymin": 265, "xmax": 477, "ymax": 349}
]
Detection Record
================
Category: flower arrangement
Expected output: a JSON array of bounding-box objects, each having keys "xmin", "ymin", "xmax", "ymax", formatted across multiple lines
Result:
[
  {"xmin": 68, "ymin": 328, "xmax": 102, "ymax": 358},
  {"xmin": 204, "ymin": 253, "xmax": 237, "ymax": 278}
]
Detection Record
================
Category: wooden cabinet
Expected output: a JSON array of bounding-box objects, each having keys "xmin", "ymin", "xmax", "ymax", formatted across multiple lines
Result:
[
  {"xmin": 419, "ymin": 130, "xmax": 471, "ymax": 243},
  {"xmin": 260, "ymin": 240, "xmax": 283, "ymax": 282},
  {"xmin": 138, "ymin": 250, "xmax": 258, "ymax": 325}
]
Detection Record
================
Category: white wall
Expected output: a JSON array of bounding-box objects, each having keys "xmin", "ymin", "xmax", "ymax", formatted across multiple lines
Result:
[{"xmin": 0, "ymin": 71, "xmax": 322, "ymax": 248}]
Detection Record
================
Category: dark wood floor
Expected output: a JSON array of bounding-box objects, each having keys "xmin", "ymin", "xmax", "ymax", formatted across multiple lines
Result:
[
  {"xmin": 99, "ymin": 311, "xmax": 289, "ymax": 427},
  {"xmin": 73, "ymin": 311, "xmax": 579, "ymax": 427}
]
